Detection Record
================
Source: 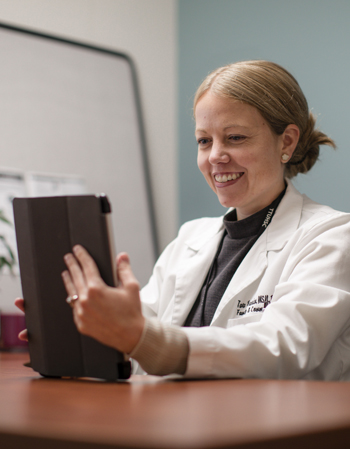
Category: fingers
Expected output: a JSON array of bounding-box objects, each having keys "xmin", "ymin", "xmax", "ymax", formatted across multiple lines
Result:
[
  {"xmin": 117, "ymin": 252, "xmax": 130, "ymax": 266},
  {"xmin": 63, "ymin": 251, "xmax": 87, "ymax": 294},
  {"xmin": 61, "ymin": 248, "xmax": 143, "ymax": 354},
  {"xmin": 63, "ymin": 245, "xmax": 105, "ymax": 311},
  {"xmin": 117, "ymin": 252, "xmax": 140, "ymax": 292},
  {"xmin": 61, "ymin": 270, "xmax": 77, "ymax": 298},
  {"xmin": 14, "ymin": 297, "xmax": 25, "ymax": 313},
  {"xmin": 64, "ymin": 245, "xmax": 104, "ymax": 291},
  {"xmin": 18, "ymin": 329, "xmax": 28, "ymax": 342},
  {"xmin": 14, "ymin": 298, "xmax": 28, "ymax": 342},
  {"xmin": 72, "ymin": 245, "xmax": 102, "ymax": 281}
]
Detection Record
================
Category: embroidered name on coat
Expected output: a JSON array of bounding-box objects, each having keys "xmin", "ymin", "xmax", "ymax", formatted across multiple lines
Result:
[{"xmin": 236, "ymin": 295, "xmax": 273, "ymax": 316}]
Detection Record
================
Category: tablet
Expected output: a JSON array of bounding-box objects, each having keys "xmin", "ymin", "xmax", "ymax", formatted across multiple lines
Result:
[{"xmin": 13, "ymin": 194, "xmax": 131, "ymax": 381}]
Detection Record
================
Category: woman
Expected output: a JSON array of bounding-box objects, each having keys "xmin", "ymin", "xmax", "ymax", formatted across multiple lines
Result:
[{"xmin": 16, "ymin": 60, "xmax": 350, "ymax": 380}]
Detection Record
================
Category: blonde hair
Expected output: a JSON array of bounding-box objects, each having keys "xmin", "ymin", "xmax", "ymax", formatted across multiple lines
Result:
[{"xmin": 194, "ymin": 60, "xmax": 335, "ymax": 178}]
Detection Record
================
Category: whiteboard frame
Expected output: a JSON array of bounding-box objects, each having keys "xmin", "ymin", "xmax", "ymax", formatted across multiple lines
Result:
[{"xmin": 0, "ymin": 20, "xmax": 159, "ymax": 260}]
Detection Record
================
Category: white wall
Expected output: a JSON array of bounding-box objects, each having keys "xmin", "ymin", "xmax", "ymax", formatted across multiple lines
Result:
[{"xmin": 0, "ymin": 0, "xmax": 178, "ymax": 252}]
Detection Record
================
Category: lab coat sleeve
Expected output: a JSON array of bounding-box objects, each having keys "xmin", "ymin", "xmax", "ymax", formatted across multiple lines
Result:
[{"xmin": 182, "ymin": 214, "xmax": 350, "ymax": 379}]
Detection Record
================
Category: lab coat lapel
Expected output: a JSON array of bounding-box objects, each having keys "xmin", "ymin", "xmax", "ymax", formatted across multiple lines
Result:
[
  {"xmin": 265, "ymin": 180, "xmax": 303, "ymax": 251},
  {"xmin": 171, "ymin": 218, "xmax": 225, "ymax": 325},
  {"xmin": 211, "ymin": 181, "xmax": 304, "ymax": 325}
]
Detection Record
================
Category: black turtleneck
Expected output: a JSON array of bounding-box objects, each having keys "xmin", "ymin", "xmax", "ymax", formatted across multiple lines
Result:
[{"xmin": 184, "ymin": 188, "xmax": 286, "ymax": 327}]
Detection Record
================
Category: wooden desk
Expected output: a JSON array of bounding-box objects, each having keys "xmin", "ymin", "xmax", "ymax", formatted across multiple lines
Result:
[{"xmin": 1, "ymin": 352, "xmax": 350, "ymax": 449}]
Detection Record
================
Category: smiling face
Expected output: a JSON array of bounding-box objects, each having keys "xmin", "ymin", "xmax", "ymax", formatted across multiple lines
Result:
[{"xmin": 195, "ymin": 92, "xmax": 294, "ymax": 220}]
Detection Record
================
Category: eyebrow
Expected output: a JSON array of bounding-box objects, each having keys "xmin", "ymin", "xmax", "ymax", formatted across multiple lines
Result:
[
  {"xmin": 223, "ymin": 124, "xmax": 251, "ymax": 130},
  {"xmin": 195, "ymin": 124, "xmax": 251, "ymax": 133}
]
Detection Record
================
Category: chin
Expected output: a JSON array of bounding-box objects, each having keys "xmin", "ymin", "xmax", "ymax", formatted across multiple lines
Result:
[{"xmin": 217, "ymin": 197, "xmax": 236, "ymax": 209}]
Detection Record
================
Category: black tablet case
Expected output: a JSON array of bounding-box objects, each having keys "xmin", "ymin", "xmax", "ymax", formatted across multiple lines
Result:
[{"xmin": 13, "ymin": 195, "xmax": 131, "ymax": 380}]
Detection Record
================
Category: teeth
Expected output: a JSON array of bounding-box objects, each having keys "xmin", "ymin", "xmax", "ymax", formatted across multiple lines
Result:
[{"xmin": 215, "ymin": 173, "xmax": 242, "ymax": 183}]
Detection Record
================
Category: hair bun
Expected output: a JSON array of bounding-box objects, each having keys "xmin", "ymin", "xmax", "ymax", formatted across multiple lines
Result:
[{"xmin": 285, "ymin": 112, "xmax": 336, "ymax": 178}]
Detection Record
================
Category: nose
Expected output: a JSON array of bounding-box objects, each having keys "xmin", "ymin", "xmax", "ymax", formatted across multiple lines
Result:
[{"xmin": 208, "ymin": 142, "xmax": 230, "ymax": 165}]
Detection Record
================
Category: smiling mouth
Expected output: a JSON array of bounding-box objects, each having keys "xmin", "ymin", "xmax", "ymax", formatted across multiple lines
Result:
[{"xmin": 214, "ymin": 173, "xmax": 243, "ymax": 183}]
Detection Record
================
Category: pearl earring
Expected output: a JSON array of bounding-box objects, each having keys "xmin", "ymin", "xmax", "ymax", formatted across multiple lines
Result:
[{"xmin": 281, "ymin": 154, "xmax": 289, "ymax": 162}]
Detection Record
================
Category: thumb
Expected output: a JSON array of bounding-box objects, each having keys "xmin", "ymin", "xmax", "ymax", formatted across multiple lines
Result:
[{"xmin": 116, "ymin": 253, "xmax": 140, "ymax": 291}]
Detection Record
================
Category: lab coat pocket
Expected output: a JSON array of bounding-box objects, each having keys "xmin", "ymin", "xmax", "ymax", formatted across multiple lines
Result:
[{"xmin": 227, "ymin": 313, "xmax": 263, "ymax": 328}]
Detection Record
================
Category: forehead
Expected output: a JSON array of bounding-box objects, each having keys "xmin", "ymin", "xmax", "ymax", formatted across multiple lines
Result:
[{"xmin": 195, "ymin": 92, "xmax": 265, "ymax": 132}]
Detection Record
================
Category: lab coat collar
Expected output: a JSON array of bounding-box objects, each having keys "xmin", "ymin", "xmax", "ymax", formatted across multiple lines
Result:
[
  {"xmin": 184, "ymin": 214, "xmax": 225, "ymax": 252},
  {"xmin": 184, "ymin": 179, "xmax": 303, "ymax": 253},
  {"xmin": 265, "ymin": 179, "xmax": 303, "ymax": 251}
]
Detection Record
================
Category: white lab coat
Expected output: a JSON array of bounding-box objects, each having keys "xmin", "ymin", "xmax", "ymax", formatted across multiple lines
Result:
[{"xmin": 140, "ymin": 181, "xmax": 350, "ymax": 380}]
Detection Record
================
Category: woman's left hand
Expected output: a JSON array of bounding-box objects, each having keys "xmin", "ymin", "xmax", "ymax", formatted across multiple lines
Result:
[
  {"xmin": 14, "ymin": 297, "xmax": 28, "ymax": 341},
  {"xmin": 62, "ymin": 245, "xmax": 145, "ymax": 354}
]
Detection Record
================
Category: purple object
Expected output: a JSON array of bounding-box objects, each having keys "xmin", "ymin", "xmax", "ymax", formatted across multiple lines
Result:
[{"xmin": 0, "ymin": 314, "xmax": 27, "ymax": 350}]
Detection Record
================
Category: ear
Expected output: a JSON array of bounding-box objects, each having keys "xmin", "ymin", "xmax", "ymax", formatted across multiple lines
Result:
[{"xmin": 280, "ymin": 124, "xmax": 300, "ymax": 162}]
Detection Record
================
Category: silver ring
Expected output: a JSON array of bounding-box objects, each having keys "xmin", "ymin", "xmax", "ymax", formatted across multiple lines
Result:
[{"xmin": 66, "ymin": 294, "xmax": 79, "ymax": 307}]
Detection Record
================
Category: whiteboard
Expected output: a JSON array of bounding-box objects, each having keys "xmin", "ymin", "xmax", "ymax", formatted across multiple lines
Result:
[{"xmin": 0, "ymin": 22, "xmax": 158, "ymax": 295}]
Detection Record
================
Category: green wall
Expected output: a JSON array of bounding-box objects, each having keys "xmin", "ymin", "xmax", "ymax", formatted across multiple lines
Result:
[{"xmin": 178, "ymin": 0, "xmax": 350, "ymax": 224}]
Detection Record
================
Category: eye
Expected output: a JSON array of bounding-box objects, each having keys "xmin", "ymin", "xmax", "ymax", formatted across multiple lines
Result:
[
  {"xmin": 228, "ymin": 135, "xmax": 245, "ymax": 142},
  {"xmin": 196, "ymin": 137, "xmax": 211, "ymax": 146}
]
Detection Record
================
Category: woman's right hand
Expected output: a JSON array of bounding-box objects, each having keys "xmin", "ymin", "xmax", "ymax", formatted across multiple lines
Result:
[{"xmin": 14, "ymin": 297, "xmax": 28, "ymax": 342}]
